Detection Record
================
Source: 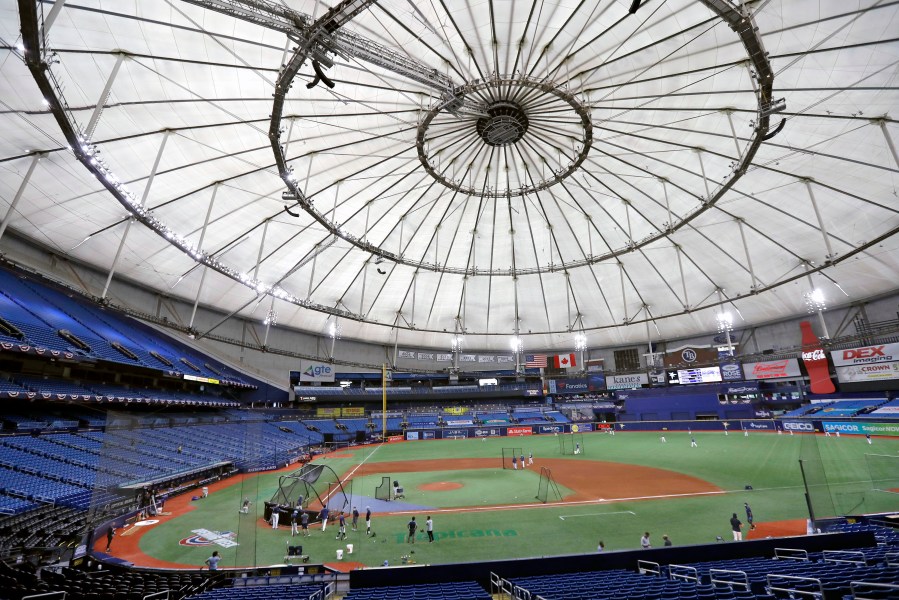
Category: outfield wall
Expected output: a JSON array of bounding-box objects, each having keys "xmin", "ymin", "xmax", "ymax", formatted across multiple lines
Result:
[{"xmin": 401, "ymin": 420, "xmax": 779, "ymax": 441}]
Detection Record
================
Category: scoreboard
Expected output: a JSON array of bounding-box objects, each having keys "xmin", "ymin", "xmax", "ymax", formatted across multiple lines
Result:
[{"xmin": 668, "ymin": 366, "xmax": 723, "ymax": 385}]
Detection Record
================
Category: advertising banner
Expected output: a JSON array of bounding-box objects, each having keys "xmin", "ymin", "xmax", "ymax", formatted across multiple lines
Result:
[
  {"xmin": 398, "ymin": 350, "xmax": 415, "ymax": 359},
  {"xmin": 342, "ymin": 406, "xmax": 365, "ymax": 416},
  {"xmin": 417, "ymin": 352, "xmax": 435, "ymax": 361},
  {"xmin": 387, "ymin": 435, "xmax": 404, "ymax": 442},
  {"xmin": 821, "ymin": 421, "xmax": 899, "ymax": 436},
  {"xmin": 607, "ymin": 373, "xmax": 649, "ymax": 390},
  {"xmin": 594, "ymin": 423, "xmax": 614, "ymax": 431},
  {"xmin": 436, "ymin": 353, "xmax": 453, "ymax": 362},
  {"xmin": 569, "ymin": 423, "xmax": 593, "ymax": 432},
  {"xmin": 719, "ymin": 360, "xmax": 744, "ymax": 381},
  {"xmin": 781, "ymin": 420, "xmax": 816, "ymax": 432},
  {"xmin": 445, "ymin": 419, "xmax": 474, "ymax": 426},
  {"xmin": 800, "ymin": 321, "xmax": 836, "ymax": 394},
  {"xmin": 743, "ymin": 358, "xmax": 802, "ymax": 380},
  {"xmin": 444, "ymin": 407, "xmax": 469, "ymax": 415},
  {"xmin": 831, "ymin": 342, "xmax": 899, "ymax": 367},
  {"xmin": 316, "ymin": 407, "xmax": 340, "ymax": 417},
  {"xmin": 548, "ymin": 376, "xmax": 605, "ymax": 395},
  {"xmin": 421, "ymin": 431, "xmax": 436, "ymax": 440},
  {"xmin": 442, "ymin": 428, "xmax": 468, "ymax": 438},
  {"xmin": 740, "ymin": 420, "xmax": 775, "ymax": 430},
  {"xmin": 836, "ymin": 362, "xmax": 899, "ymax": 383},
  {"xmin": 299, "ymin": 360, "xmax": 335, "ymax": 382},
  {"xmin": 723, "ymin": 382, "xmax": 760, "ymax": 395},
  {"xmin": 406, "ymin": 431, "xmax": 420, "ymax": 440},
  {"xmin": 507, "ymin": 426, "xmax": 533, "ymax": 436},
  {"xmin": 473, "ymin": 427, "xmax": 503, "ymax": 437},
  {"xmin": 537, "ymin": 424, "xmax": 566, "ymax": 434}
]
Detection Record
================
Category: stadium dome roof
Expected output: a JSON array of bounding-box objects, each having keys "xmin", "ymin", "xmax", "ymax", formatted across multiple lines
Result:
[{"xmin": 1, "ymin": 0, "xmax": 897, "ymax": 352}]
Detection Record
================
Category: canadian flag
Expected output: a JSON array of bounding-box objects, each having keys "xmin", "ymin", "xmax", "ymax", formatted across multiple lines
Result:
[{"xmin": 554, "ymin": 353, "xmax": 577, "ymax": 369}]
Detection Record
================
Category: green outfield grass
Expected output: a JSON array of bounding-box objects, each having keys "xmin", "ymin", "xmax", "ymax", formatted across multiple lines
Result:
[{"xmin": 136, "ymin": 431, "xmax": 899, "ymax": 569}]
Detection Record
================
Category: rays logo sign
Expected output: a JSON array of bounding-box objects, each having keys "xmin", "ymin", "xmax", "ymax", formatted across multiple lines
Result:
[{"xmin": 179, "ymin": 529, "xmax": 239, "ymax": 548}]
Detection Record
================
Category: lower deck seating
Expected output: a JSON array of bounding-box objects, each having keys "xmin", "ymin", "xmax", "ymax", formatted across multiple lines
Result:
[
  {"xmin": 343, "ymin": 581, "xmax": 491, "ymax": 600},
  {"xmin": 185, "ymin": 583, "xmax": 325, "ymax": 600}
]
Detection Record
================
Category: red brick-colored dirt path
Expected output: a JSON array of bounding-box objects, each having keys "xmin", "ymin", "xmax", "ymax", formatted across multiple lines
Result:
[
  {"xmin": 351, "ymin": 457, "xmax": 720, "ymax": 502},
  {"xmin": 746, "ymin": 519, "xmax": 808, "ymax": 539}
]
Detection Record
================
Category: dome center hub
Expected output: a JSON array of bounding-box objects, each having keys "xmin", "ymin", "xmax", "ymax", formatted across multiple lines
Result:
[{"xmin": 476, "ymin": 101, "xmax": 529, "ymax": 146}]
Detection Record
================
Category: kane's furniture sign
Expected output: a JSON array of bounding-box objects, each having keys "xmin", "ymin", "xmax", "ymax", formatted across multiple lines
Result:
[{"xmin": 606, "ymin": 373, "xmax": 648, "ymax": 390}]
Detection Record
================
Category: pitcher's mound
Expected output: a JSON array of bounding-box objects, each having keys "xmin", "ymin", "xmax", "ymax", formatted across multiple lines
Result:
[{"xmin": 419, "ymin": 482, "xmax": 463, "ymax": 491}]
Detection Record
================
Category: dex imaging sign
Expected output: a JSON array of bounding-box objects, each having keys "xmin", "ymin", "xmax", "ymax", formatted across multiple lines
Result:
[
  {"xmin": 299, "ymin": 360, "xmax": 335, "ymax": 382},
  {"xmin": 831, "ymin": 343, "xmax": 899, "ymax": 367}
]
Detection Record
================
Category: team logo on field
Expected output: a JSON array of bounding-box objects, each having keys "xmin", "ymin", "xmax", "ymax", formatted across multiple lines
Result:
[{"xmin": 179, "ymin": 529, "xmax": 239, "ymax": 548}]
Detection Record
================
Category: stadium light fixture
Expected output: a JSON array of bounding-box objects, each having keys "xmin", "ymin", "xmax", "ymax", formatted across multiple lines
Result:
[
  {"xmin": 804, "ymin": 288, "xmax": 826, "ymax": 313},
  {"xmin": 715, "ymin": 311, "xmax": 733, "ymax": 333},
  {"xmin": 263, "ymin": 309, "xmax": 278, "ymax": 326},
  {"xmin": 510, "ymin": 337, "xmax": 523, "ymax": 354},
  {"xmin": 451, "ymin": 334, "xmax": 464, "ymax": 352},
  {"xmin": 574, "ymin": 333, "xmax": 587, "ymax": 352}
]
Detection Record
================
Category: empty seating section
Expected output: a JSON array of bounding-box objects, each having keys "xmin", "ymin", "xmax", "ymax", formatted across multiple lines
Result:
[
  {"xmin": 0, "ymin": 419, "xmax": 319, "ymax": 508},
  {"xmin": 15, "ymin": 375, "xmax": 93, "ymax": 396},
  {"xmin": 0, "ymin": 494, "xmax": 38, "ymax": 515},
  {"xmin": 869, "ymin": 398, "xmax": 899, "ymax": 418},
  {"xmin": 817, "ymin": 399, "xmax": 889, "ymax": 417},
  {"xmin": 503, "ymin": 541, "xmax": 899, "ymax": 600},
  {"xmin": 0, "ymin": 267, "xmax": 252, "ymax": 387},
  {"xmin": 478, "ymin": 410, "xmax": 511, "ymax": 424},
  {"xmin": 343, "ymin": 581, "xmax": 491, "ymax": 600},
  {"xmin": 0, "ymin": 375, "xmax": 239, "ymax": 407},
  {"xmin": 407, "ymin": 413, "xmax": 439, "ymax": 428},
  {"xmin": 187, "ymin": 583, "xmax": 325, "ymax": 600},
  {"xmin": 36, "ymin": 565, "xmax": 207, "ymax": 600}
]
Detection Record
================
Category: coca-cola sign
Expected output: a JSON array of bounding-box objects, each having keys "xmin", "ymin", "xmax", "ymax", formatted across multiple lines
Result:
[
  {"xmin": 799, "ymin": 321, "xmax": 836, "ymax": 394},
  {"xmin": 743, "ymin": 358, "xmax": 801, "ymax": 380}
]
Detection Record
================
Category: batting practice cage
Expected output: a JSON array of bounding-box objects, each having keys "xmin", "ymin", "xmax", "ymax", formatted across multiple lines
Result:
[
  {"xmin": 558, "ymin": 433, "xmax": 583, "ymax": 455},
  {"xmin": 535, "ymin": 467, "xmax": 563, "ymax": 503},
  {"xmin": 501, "ymin": 447, "xmax": 523, "ymax": 469},
  {"xmin": 268, "ymin": 463, "xmax": 350, "ymax": 520},
  {"xmin": 798, "ymin": 434, "xmax": 899, "ymax": 530}
]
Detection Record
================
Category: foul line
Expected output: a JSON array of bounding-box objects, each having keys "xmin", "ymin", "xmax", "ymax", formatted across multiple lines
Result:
[
  {"xmin": 559, "ymin": 511, "xmax": 635, "ymax": 520},
  {"xmin": 320, "ymin": 443, "xmax": 383, "ymax": 505}
]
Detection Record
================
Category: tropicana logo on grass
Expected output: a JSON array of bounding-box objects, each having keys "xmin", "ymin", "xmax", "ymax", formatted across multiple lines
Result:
[{"xmin": 179, "ymin": 529, "xmax": 239, "ymax": 548}]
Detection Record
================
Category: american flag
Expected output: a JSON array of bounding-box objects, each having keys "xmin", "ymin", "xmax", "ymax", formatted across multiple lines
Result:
[{"xmin": 525, "ymin": 354, "xmax": 547, "ymax": 368}]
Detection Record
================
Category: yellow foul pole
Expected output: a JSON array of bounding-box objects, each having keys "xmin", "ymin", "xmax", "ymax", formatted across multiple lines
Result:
[{"xmin": 381, "ymin": 362, "xmax": 387, "ymax": 439}]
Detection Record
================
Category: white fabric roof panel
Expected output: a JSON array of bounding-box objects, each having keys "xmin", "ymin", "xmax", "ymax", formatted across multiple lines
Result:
[{"xmin": 0, "ymin": 0, "xmax": 897, "ymax": 352}]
